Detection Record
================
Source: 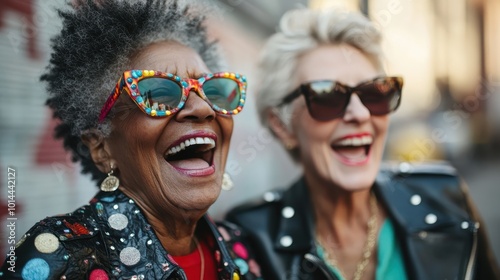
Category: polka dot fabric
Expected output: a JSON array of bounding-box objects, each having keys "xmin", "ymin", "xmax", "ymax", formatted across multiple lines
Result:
[
  {"xmin": 0, "ymin": 189, "xmax": 262, "ymax": 280},
  {"xmin": 216, "ymin": 222, "xmax": 263, "ymax": 279}
]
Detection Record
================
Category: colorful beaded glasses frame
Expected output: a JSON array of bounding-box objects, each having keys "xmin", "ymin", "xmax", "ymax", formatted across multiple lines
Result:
[{"xmin": 99, "ymin": 70, "xmax": 247, "ymax": 122}]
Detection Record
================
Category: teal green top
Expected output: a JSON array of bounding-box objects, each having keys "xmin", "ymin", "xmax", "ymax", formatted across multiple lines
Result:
[{"xmin": 316, "ymin": 219, "xmax": 408, "ymax": 280}]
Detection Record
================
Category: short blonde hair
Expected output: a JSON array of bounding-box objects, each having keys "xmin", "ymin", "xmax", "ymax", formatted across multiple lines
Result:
[{"xmin": 257, "ymin": 8, "xmax": 384, "ymax": 128}]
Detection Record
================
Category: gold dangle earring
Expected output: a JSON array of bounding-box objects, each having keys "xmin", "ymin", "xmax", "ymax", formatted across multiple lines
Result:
[
  {"xmin": 284, "ymin": 142, "xmax": 296, "ymax": 150},
  {"xmin": 221, "ymin": 173, "xmax": 234, "ymax": 191},
  {"xmin": 100, "ymin": 163, "xmax": 119, "ymax": 192}
]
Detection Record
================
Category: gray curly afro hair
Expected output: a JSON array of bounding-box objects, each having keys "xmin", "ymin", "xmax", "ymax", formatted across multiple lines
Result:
[{"xmin": 42, "ymin": 0, "xmax": 223, "ymax": 184}]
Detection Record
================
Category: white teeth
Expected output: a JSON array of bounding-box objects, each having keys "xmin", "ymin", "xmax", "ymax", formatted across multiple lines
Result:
[
  {"xmin": 361, "ymin": 136, "xmax": 372, "ymax": 145},
  {"xmin": 166, "ymin": 137, "xmax": 216, "ymax": 156},
  {"xmin": 352, "ymin": 138, "xmax": 361, "ymax": 146},
  {"xmin": 336, "ymin": 136, "xmax": 373, "ymax": 147}
]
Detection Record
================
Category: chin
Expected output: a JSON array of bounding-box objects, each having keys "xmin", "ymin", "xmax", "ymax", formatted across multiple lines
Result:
[
  {"xmin": 192, "ymin": 183, "xmax": 222, "ymax": 207},
  {"xmin": 333, "ymin": 179, "xmax": 373, "ymax": 193},
  {"xmin": 329, "ymin": 165, "xmax": 379, "ymax": 192}
]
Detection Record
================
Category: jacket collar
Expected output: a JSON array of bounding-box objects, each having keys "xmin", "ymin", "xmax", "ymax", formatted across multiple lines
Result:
[
  {"xmin": 374, "ymin": 168, "xmax": 474, "ymax": 233},
  {"xmin": 90, "ymin": 189, "xmax": 240, "ymax": 279},
  {"xmin": 272, "ymin": 172, "xmax": 474, "ymax": 253},
  {"xmin": 273, "ymin": 177, "xmax": 315, "ymax": 252}
]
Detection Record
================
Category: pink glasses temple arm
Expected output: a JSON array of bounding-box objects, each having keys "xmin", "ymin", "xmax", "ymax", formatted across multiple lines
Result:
[{"xmin": 98, "ymin": 82, "xmax": 122, "ymax": 123}]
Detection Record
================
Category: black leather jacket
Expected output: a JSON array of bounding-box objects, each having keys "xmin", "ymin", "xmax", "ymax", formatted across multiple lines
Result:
[
  {"xmin": 227, "ymin": 162, "xmax": 500, "ymax": 280},
  {"xmin": 1, "ymin": 189, "xmax": 260, "ymax": 280}
]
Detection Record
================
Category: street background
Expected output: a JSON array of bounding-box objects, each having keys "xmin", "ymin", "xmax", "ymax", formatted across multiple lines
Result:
[{"xmin": 1, "ymin": 0, "xmax": 499, "ymax": 266}]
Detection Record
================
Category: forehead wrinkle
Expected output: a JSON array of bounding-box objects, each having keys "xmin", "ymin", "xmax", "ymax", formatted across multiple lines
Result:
[
  {"xmin": 186, "ymin": 68, "xmax": 209, "ymax": 79},
  {"xmin": 162, "ymin": 63, "xmax": 179, "ymax": 76},
  {"xmin": 131, "ymin": 42, "xmax": 210, "ymax": 79},
  {"xmin": 164, "ymin": 64, "xmax": 208, "ymax": 79}
]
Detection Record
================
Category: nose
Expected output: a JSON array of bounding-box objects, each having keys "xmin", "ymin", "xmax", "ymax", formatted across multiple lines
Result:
[
  {"xmin": 174, "ymin": 90, "xmax": 216, "ymax": 122},
  {"xmin": 342, "ymin": 94, "xmax": 370, "ymax": 122}
]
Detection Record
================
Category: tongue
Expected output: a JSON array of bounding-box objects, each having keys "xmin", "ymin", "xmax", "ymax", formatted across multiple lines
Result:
[
  {"xmin": 168, "ymin": 158, "xmax": 209, "ymax": 169},
  {"xmin": 333, "ymin": 146, "xmax": 367, "ymax": 161}
]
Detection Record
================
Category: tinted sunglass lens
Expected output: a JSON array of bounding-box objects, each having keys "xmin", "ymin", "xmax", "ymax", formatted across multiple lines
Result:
[
  {"xmin": 306, "ymin": 81, "xmax": 348, "ymax": 121},
  {"xmin": 203, "ymin": 78, "xmax": 241, "ymax": 111},
  {"xmin": 138, "ymin": 78, "xmax": 182, "ymax": 112},
  {"xmin": 358, "ymin": 78, "xmax": 401, "ymax": 115}
]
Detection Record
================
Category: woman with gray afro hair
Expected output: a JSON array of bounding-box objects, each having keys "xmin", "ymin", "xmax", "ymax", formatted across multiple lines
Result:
[
  {"xmin": 1, "ymin": 0, "xmax": 262, "ymax": 279},
  {"xmin": 44, "ymin": 0, "xmax": 223, "ymax": 184}
]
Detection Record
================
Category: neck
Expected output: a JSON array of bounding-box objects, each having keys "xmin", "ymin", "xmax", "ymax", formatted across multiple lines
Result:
[
  {"xmin": 305, "ymin": 175, "xmax": 375, "ymax": 246},
  {"xmin": 146, "ymin": 213, "xmax": 202, "ymax": 256},
  {"xmin": 120, "ymin": 187, "xmax": 206, "ymax": 256},
  {"xmin": 305, "ymin": 175, "xmax": 383, "ymax": 280}
]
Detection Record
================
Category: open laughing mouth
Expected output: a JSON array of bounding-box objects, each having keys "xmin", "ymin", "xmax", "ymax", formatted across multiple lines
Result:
[
  {"xmin": 164, "ymin": 135, "xmax": 216, "ymax": 176},
  {"xmin": 331, "ymin": 135, "xmax": 372, "ymax": 165}
]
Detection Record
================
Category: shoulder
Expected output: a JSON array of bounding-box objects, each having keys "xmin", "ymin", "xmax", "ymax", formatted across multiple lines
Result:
[
  {"xmin": 376, "ymin": 161, "xmax": 476, "ymax": 231},
  {"xmin": 1, "ymin": 205, "xmax": 100, "ymax": 279},
  {"xmin": 226, "ymin": 188, "xmax": 285, "ymax": 228},
  {"xmin": 215, "ymin": 220, "xmax": 263, "ymax": 279},
  {"xmin": 227, "ymin": 177, "xmax": 314, "ymax": 238},
  {"xmin": 376, "ymin": 161, "xmax": 463, "ymax": 196},
  {"xmin": 378, "ymin": 160, "xmax": 458, "ymax": 178},
  {"xmin": 26, "ymin": 204, "xmax": 99, "ymax": 244}
]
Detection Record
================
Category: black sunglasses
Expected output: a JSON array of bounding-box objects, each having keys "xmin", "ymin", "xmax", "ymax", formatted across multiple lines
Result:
[{"xmin": 279, "ymin": 76, "xmax": 403, "ymax": 121}]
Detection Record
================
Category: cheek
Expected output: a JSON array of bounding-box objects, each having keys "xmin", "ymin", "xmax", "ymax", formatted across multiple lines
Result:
[
  {"xmin": 107, "ymin": 122, "xmax": 165, "ymax": 193},
  {"xmin": 219, "ymin": 116, "xmax": 234, "ymax": 143},
  {"xmin": 294, "ymin": 107, "xmax": 336, "ymax": 145},
  {"xmin": 293, "ymin": 108, "xmax": 338, "ymax": 161},
  {"xmin": 216, "ymin": 116, "xmax": 233, "ymax": 169},
  {"xmin": 108, "ymin": 113, "xmax": 167, "ymax": 162},
  {"xmin": 371, "ymin": 116, "xmax": 390, "ymax": 160},
  {"xmin": 108, "ymin": 130, "xmax": 146, "ymax": 170},
  {"xmin": 373, "ymin": 116, "xmax": 390, "ymax": 137}
]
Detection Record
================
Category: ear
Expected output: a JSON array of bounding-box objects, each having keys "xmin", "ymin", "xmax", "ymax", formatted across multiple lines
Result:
[
  {"xmin": 267, "ymin": 109, "xmax": 298, "ymax": 150},
  {"xmin": 81, "ymin": 130, "xmax": 115, "ymax": 173}
]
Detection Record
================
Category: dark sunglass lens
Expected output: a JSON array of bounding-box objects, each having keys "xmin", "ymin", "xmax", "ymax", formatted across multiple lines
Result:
[
  {"xmin": 138, "ymin": 78, "xmax": 182, "ymax": 112},
  {"xmin": 305, "ymin": 81, "xmax": 348, "ymax": 121},
  {"xmin": 203, "ymin": 78, "xmax": 241, "ymax": 111},
  {"xmin": 358, "ymin": 78, "xmax": 401, "ymax": 115}
]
